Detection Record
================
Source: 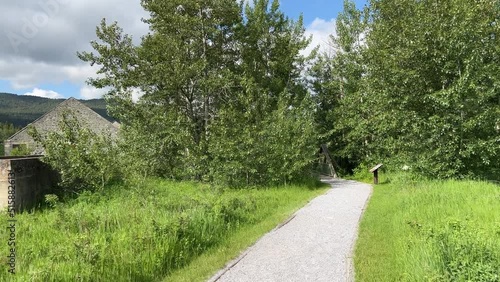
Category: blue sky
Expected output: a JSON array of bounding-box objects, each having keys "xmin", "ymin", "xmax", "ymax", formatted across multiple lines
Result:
[
  {"xmin": 0, "ymin": 0, "xmax": 367, "ymax": 100},
  {"xmin": 281, "ymin": 0, "xmax": 367, "ymax": 24}
]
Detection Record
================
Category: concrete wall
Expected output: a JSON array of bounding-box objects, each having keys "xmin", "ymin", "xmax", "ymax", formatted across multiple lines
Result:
[{"xmin": 0, "ymin": 157, "xmax": 58, "ymax": 211}]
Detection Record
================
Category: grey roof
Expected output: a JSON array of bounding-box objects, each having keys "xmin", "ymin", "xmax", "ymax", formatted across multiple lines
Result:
[{"xmin": 6, "ymin": 98, "xmax": 119, "ymax": 155}]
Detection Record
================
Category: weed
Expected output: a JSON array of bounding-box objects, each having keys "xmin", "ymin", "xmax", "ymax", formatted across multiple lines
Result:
[
  {"xmin": 0, "ymin": 179, "xmax": 326, "ymax": 281},
  {"xmin": 355, "ymin": 176, "xmax": 500, "ymax": 281}
]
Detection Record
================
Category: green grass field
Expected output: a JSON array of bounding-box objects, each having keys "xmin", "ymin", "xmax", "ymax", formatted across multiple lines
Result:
[
  {"xmin": 1, "ymin": 179, "xmax": 327, "ymax": 281},
  {"xmin": 354, "ymin": 174, "xmax": 500, "ymax": 281}
]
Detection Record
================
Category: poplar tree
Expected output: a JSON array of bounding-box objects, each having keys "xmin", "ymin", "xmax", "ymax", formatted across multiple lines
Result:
[
  {"xmin": 311, "ymin": 0, "xmax": 369, "ymax": 172},
  {"xmin": 79, "ymin": 0, "xmax": 242, "ymax": 179},
  {"xmin": 79, "ymin": 0, "xmax": 319, "ymax": 184},
  {"xmin": 365, "ymin": 0, "xmax": 500, "ymax": 177}
]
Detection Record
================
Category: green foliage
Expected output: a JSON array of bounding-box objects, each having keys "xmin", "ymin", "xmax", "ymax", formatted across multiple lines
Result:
[
  {"xmin": 210, "ymin": 94, "xmax": 318, "ymax": 186},
  {"xmin": 354, "ymin": 176, "xmax": 500, "ymax": 281},
  {"xmin": 0, "ymin": 122, "xmax": 18, "ymax": 156},
  {"xmin": 116, "ymin": 107, "xmax": 193, "ymax": 181},
  {"xmin": 436, "ymin": 221, "xmax": 499, "ymax": 281},
  {"xmin": 78, "ymin": 0, "xmax": 317, "ymax": 185},
  {"xmin": 0, "ymin": 179, "xmax": 326, "ymax": 281},
  {"xmin": 311, "ymin": 0, "xmax": 369, "ymax": 173},
  {"xmin": 30, "ymin": 111, "xmax": 120, "ymax": 193},
  {"xmin": 313, "ymin": 0, "xmax": 500, "ymax": 179},
  {"xmin": 44, "ymin": 194, "xmax": 59, "ymax": 208},
  {"xmin": 362, "ymin": 0, "xmax": 500, "ymax": 178},
  {"xmin": 9, "ymin": 144, "xmax": 32, "ymax": 156}
]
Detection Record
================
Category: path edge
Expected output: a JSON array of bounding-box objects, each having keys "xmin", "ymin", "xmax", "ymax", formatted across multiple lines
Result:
[
  {"xmin": 346, "ymin": 181, "xmax": 373, "ymax": 282},
  {"xmin": 207, "ymin": 188, "xmax": 329, "ymax": 282}
]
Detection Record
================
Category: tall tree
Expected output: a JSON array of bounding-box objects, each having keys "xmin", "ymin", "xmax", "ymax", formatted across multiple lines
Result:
[
  {"xmin": 79, "ymin": 0, "xmax": 319, "ymax": 184},
  {"xmin": 237, "ymin": 0, "xmax": 310, "ymax": 113},
  {"xmin": 79, "ymin": 0, "xmax": 242, "ymax": 179},
  {"xmin": 313, "ymin": 0, "xmax": 499, "ymax": 178},
  {"xmin": 311, "ymin": 0, "xmax": 369, "ymax": 172},
  {"xmin": 364, "ymin": 0, "xmax": 500, "ymax": 178},
  {"xmin": 209, "ymin": 0, "xmax": 318, "ymax": 185}
]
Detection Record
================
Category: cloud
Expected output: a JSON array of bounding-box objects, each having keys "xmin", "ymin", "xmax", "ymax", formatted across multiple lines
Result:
[
  {"xmin": 0, "ymin": 0, "xmax": 148, "ymax": 62},
  {"xmin": 80, "ymin": 85, "xmax": 107, "ymax": 100},
  {"xmin": 0, "ymin": 0, "xmax": 149, "ymax": 99},
  {"xmin": 24, "ymin": 87, "xmax": 63, "ymax": 99},
  {"xmin": 1, "ymin": 2, "xmax": 339, "ymax": 100},
  {"xmin": 303, "ymin": 18, "xmax": 337, "ymax": 56}
]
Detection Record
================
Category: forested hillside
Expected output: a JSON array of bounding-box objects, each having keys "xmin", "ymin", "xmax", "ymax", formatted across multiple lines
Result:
[
  {"xmin": 0, "ymin": 122, "xmax": 18, "ymax": 155},
  {"xmin": 0, "ymin": 92, "xmax": 110, "ymax": 127}
]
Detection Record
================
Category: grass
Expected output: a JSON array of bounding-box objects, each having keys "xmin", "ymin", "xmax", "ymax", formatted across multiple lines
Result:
[
  {"xmin": 0, "ymin": 178, "xmax": 327, "ymax": 281},
  {"xmin": 354, "ymin": 173, "xmax": 500, "ymax": 281}
]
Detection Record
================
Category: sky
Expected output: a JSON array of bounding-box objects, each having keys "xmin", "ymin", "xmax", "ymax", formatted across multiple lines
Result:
[{"xmin": 0, "ymin": 0, "xmax": 367, "ymax": 100}]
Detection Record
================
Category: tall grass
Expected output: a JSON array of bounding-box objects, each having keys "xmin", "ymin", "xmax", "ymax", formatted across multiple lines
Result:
[
  {"xmin": 0, "ymin": 179, "xmax": 327, "ymax": 281},
  {"xmin": 354, "ymin": 174, "xmax": 500, "ymax": 281}
]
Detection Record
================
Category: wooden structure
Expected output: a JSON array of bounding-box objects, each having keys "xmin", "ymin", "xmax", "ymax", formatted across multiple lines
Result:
[
  {"xmin": 369, "ymin": 164, "xmax": 383, "ymax": 184},
  {"xmin": 320, "ymin": 144, "xmax": 338, "ymax": 178}
]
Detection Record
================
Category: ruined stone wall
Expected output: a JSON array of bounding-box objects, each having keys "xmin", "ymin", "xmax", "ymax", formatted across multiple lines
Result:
[{"xmin": 0, "ymin": 157, "xmax": 58, "ymax": 211}]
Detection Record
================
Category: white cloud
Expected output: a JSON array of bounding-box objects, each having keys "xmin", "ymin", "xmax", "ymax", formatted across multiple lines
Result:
[
  {"xmin": 62, "ymin": 64, "xmax": 103, "ymax": 85},
  {"xmin": 80, "ymin": 85, "xmax": 107, "ymax": 99},
  {"xmin": 303, "ymin": 18, "xmax": 337, "ymax": 57},
  {"xmin": 24, "ymin": 87, "xmax": 63, "ymax": 99},
  {"xmin": 0, "ymin": 0, "xmax": 148, "ymax": 98},
  {"xmin": 130, "ymin": 87, "xmax": 144, "ymax": 103},
  {"xmin": 0, "ymin": 58, "xmax": 65, "ymax": 89}
]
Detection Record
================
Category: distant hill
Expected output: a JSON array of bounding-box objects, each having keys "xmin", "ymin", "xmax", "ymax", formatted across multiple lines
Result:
[{"xmin": 0, "ymin": 92, "xmax": 112, "ymax": 127}]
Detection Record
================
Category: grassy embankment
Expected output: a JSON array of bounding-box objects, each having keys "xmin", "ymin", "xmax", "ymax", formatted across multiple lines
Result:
[
  {"xmin": 1, "ymin": 179, "xmax": 328, "ymax": 281},
  {"xmin": 354, "ymin": 173, "xmax": 500, "ymax": 281}
]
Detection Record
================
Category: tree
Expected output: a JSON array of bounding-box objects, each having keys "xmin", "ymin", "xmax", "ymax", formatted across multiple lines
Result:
[
  {"xmin": 311, "ymin": 0, "xmax": 370, "ymax": 173},
  {"xmin": 207, "ymin": 0, "xmax": 317, "ymax": 186},
  {"xmin": 30, "ymin": 111, "xmax": 120, "ymax": 193},
  {"xmin": 79, "ymin": 0, "xmax": 319, "ymax": 185},
  {"xmin": 0, "ymin": 122, "xmax": 18, "ymax": 156},
  {"xmin": 79, "ymin": 0, "xmax": 242, "ymax": 179},
  {"xmin": 313, "ymin": 0, "xmax": 499, "ymax": 179},
  {"xmin": 364, "ymin": 0, "xmax": 500, "ymax": 178}
]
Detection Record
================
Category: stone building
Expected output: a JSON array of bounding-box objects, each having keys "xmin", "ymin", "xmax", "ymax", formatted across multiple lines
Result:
[{"xmin": 4, "ymin": 98, "xmax": 119, "ymax": 156}]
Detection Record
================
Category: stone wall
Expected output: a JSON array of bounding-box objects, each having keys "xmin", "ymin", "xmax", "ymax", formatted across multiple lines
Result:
[{"xmin": 0, "ymin": 157, "xmax": 58, "ymax": 211}]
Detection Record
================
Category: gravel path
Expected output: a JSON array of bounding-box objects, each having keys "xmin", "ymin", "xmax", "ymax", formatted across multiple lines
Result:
[{"xmin": 208, "ymin": 178, "xmax": 372, "ymax": 282}]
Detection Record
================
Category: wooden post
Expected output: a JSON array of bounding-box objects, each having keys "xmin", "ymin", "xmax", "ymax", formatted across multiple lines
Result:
[
  {"xmin": 320, "ymin": 144, "xmax": 338, "ymax": 178},
  {"xmin": 369, "ymin": 164, "xmax": 383, "ymax": 185}
]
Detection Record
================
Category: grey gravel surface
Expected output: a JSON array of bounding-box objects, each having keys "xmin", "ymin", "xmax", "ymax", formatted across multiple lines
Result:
[{"xmin": 208, "ymin": 178, "xmax": 372, "ymax": 282}]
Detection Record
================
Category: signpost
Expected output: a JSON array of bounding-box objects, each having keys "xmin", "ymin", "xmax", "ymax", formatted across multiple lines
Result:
[{"xmin": 369, "ymin": 164, "xmax": 383, "ymax": 184}]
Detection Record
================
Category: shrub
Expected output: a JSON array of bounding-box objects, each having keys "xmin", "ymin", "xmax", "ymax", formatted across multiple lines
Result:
[
  {"xmin": 209, "ymin": 95, "xmax": 319, "ymax": 187},
  {"xmin": 10, "ymin": 144, "xmax": 32, "ymax": 156},
  {"xmin": 436, "ymin": 221, "xmax": 500, "ymax": 282},
  {"xmin": 30, "ymin": 111, "xmax": 121, "ymax": 193}
]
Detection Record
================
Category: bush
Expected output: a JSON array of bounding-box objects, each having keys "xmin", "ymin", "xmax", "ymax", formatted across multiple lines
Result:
[
  {"xmin": 209, "ymin": 95, "xmax": 319, "ymax": 187},
  {"xmin": 436, "ymin": 221, "xmax": 500, "ymax": 282},
  {"xmin": 10, "ymin": 144, "xmax": 32, "ymax": 156},
  {"xmin": 30, "ymin": 111, "xmax": 121, "ymax": 193}
]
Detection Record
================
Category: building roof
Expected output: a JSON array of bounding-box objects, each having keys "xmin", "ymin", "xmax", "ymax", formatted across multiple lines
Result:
[{"xmin": 5, "ymin": 98, "xmax": 119, "ymax": 155}]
